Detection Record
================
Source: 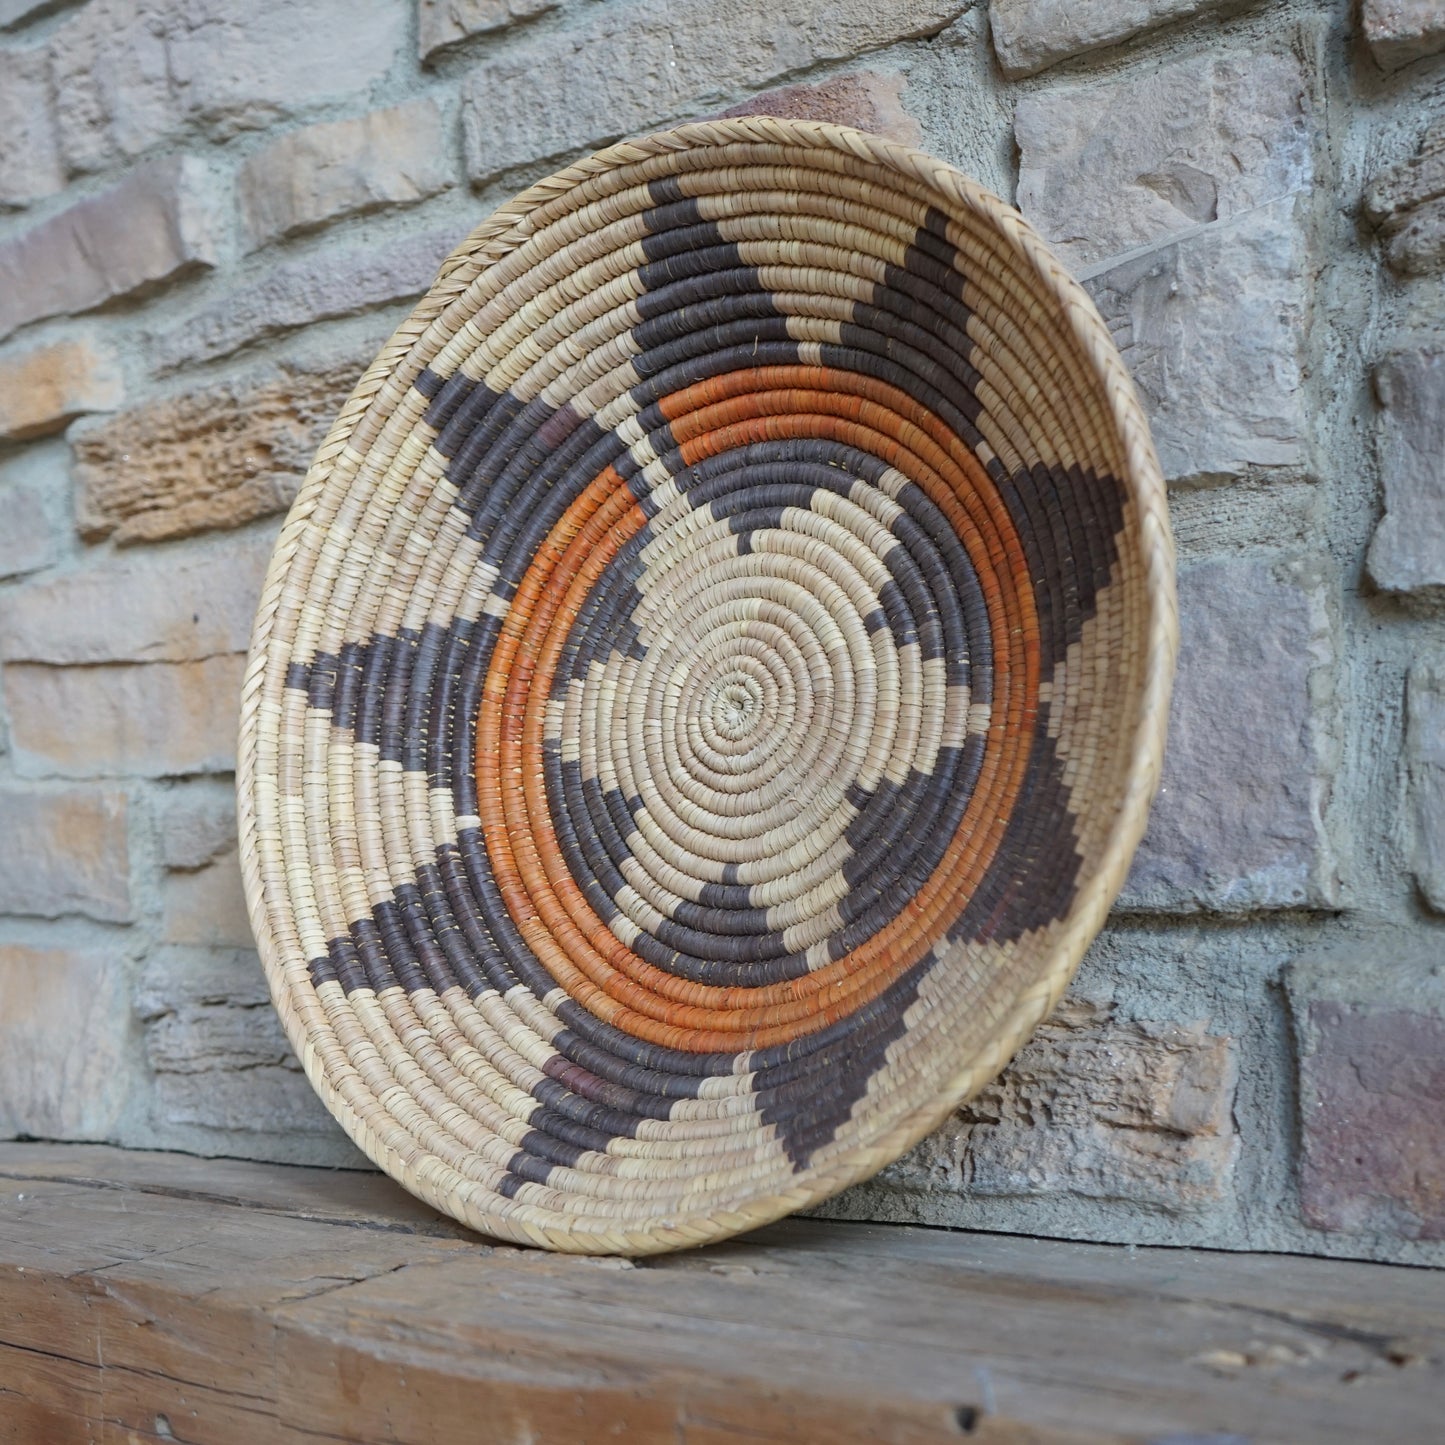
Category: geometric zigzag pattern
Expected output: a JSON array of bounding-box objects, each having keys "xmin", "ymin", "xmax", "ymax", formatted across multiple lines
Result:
[{"xmin": 239, "ymin": 119, "xmax": 1174, "ymax": 1253}]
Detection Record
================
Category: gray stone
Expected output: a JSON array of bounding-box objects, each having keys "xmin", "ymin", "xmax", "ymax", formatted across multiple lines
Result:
[
  {"xmin": 1014, "ymin": 47, "xmax": 1313, "ymax": 270},
  {"xmin": 0, "ymin": 785, "xmax": 131, "ymax": 922},
  {"xmin": 0, "ymin": 529, "xmax": 273, "ymax": 664},
  {"xmin": 418, "ymin": 0, "xmax": 556, "ymax": 63},
  {"xmin": 1363, "ymin": 0, "xmax": 1445, "ymax": 72},
  {"xmin": 1120, "ymin": 556, "xmax": 1333, "ymax": 912},
  {"xmin": 989, "ymin": 0, "xmax": 1241, "ymax": 78},
  {"xmin": 0, "ymin": 156, "xmax": 217, "ymax": 342},
  {"xmin": 6, "ymin": 655, "xmax": 246, "ymax": 777},
  {"xmin": 1288, "ymin": 950, "xmax": 1445, "ymax": 1241},
  {"xmin": 0, "ymin": 944, "xmax": 137, "ymax": 1140},
  {"xmin": 716, "ymin": 72, "xmax": 921, "ymax": 148},
  {"xmin": 461, "ymin": 0, "xmax": 967, "ymax": 185},
  {"xmin": 49, "ymin": 0, "xmax": 406, "ymax": 173},
  {"xmin": 0, "ymin": 43, "xmax": 63, "ymax": 208},
  {"xmin": 1407, "ymin": 663, "xmax": 1445, "ymax": 913},
  {"xmin": 157, "ymin": 781, "xmax": 238, "ymax": 871},
  {"xmin": 1365, "ymin": 126, "xmax": 1445, "ymax": 276},
  {"xmin": 136, "ymin": 949, "xmax": 341, "ymax": 1139},
  {"xmin": 0, "ymin": 335, "xmax": 123, "ymax": 442},
  {"xmin": 0, "ymin": 448, "xmax": 62, "ymax": 581},
  {"xmin": 153, "ymin": 228, "xmax": 455, "ymax": 371},
  {"xmin": 73, "ymin": 360, "xmax": 359, "ymax": 544},
  {"xmin": 238, "ymin": 99, "xmax": 453, "ymax": 251},
  {"xmin": 1083, "ymin": 197, "xmax": 1309, "ymax": 484},
  {"xmin": 1367, "ymin": 348, "xmax": 1445, "ymax": 603},
  {"xmin": 875, "ymin": 998, "xmax": 1236, "ymax": 1212}
]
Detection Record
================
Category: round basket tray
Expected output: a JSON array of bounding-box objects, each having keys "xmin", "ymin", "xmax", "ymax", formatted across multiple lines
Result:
[{"xmin": 238, "ymin": 118, "xmax": 1176, "ymax": 1254}]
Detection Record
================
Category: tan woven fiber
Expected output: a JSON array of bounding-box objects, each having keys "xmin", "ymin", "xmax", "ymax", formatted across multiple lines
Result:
[{"xmin": 237, "ymin": 118, "xmax": 1177, "ymax": 1255}]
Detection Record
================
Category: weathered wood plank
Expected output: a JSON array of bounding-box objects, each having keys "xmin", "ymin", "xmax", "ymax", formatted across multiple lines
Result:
[{"xmin": 0, "ymin": 1143, "xmax": 1442, "ymax": 1445}]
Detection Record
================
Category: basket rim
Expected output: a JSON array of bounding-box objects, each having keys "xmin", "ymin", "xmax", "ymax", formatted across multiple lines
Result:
[{"xmin": 236, "ymin": 115, "xmax": 1178, "ymax": 1254}]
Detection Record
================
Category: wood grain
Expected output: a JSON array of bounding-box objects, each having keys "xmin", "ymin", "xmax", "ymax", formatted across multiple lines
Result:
[{"xmin": 0, "ymin": 1143, "xmax": 1441, "ymax": 1443}]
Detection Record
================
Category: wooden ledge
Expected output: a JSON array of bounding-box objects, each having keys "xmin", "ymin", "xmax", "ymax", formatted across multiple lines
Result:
[{"xmin": 1, "ymin": 1143, "xmax": 1442, "ymax": 1444}]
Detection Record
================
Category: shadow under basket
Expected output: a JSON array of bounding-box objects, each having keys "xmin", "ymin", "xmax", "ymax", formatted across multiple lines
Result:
[{"xmin": 237, "ymin": 117, "xmax": 1177, "ymax": 1254}]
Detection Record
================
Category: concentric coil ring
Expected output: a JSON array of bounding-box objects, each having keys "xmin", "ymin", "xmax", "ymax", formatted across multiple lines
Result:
[{"xmin": 238, "ymin": 118, "xmax": 1175, "ymax": 1254}]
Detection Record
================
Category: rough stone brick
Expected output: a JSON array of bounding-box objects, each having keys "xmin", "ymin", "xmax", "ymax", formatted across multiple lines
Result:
[
  {"xmin": 0, "ymin": 156, "xmax": 217, "ymax": 342},
  {"xmin": 0, "ymin": 43, "xmax": 63, "ymax": 208},
  {"xmin": 875, "ymin": 999, "xmax": 1236, "ymax": 1212},
  {"xmin": 0, "ymin": 785, "xmax": 131, "ymax": 922},
  {"xmin": 49, "ymin": 0, "xmax": 406, "ymax": 174},
  {"xmin": 1289, "ymin": 951, "xmax": 1445, "ymax": 1240},
  {"xmin": 1407, "ymin": 663, "xmax": 1445, "ymax": 913},
  {"xmin": 0, "ymin": 944, "xmax": 137, "ymax": 1140},
  {"xmin": 7, "ymin": 655, "xmax": 246, "ymax": 776},
  {"xmin": 0, "ymin": 447, "xmax": 62, "ymax": 581},
  {"xmin": 461, "ymin": 0, "xmax": 967, "ymax": 185},
  {"xmin": 1014, "ymin": 47, "xmax": 1312, "ymax": 270},
  {"xmin": 136, "ymin": 949, "xmax": 342, "ymax": 1140},
  {"xmin": 418, "ymin": 0, "xmax": 556, "ymax": 64},
  {"xmin": 1120, "ymin": 557, "xmax": 1333, "ymax": 912},
  {"xmin": 157, "ymin": 780, "xmax": 237, "ymax": 871},
  {"xmin": 1363, "ymin": 0, "xmax": 1445, "ymax": 72},
  {"xmin": 0, "ymin": 336, "xmax": 122, "ymax": 442},
  {"xmin": 0, "ymin": 531, "xmax": 273, "ymax": 664},
  {"xmin": 238, "ymin": 99, "xmax": 453, "ymax": 252},
  {"xmin": 1366, "ymin": 347, "xmax": 1445, "ymax": 603},
  {"xmin": 153, "ymin": 228, "xmax": 454, "ymax": 372},
  {"xmin": 74, "ymin": 362, "xmax": 358, "ymax": 544},
  {"xmin": 989, "ymin": 0, "xmax": 1241, "ymax": 78},
  {"xmin": 1365, "ymin": 126, "xmax": 1445, "ymax": 276},
  {"xmin": 1083, "ymin": 197, "xmax": 1309, "ymax": 484},
  {"xmin": 157, "ymin": 782, "xmax": 250, "ymax": 947},
  {"xmin": 717, "ymin": 72, "xmax": 922, "ymax": 148}
]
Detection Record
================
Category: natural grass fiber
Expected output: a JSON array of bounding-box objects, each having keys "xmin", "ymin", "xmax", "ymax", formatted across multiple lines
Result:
[{"xmin": 238, "ymin": 118, "xmax": 1176, "ymax": 1254}]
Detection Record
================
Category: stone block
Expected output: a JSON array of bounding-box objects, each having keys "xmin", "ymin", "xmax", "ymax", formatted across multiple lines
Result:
[
  {"xmin": 136, "ymin": 949, "xmax": 341, "ymax": 1139},
  {"xmin": 1083, "ymin": 197, "xmax": 1309, "ymax": 484},
  {"xmin": 7, "ymin": 655, "xmax": 246, "ymax": 777},
  {"xmin": 0, "ymin": 156, "xmax": 217, "ymax": 342},
  {"xmin": 0, "ymin": 785, "xmax": 131, "ymax": 922},
  {"xmin": 238, "ymin": 99, "xmax": 453, "ymax": 251},
  {"xmin": 1015, "ymin": 46, "xmax": 1312, "ymax": 269},
  {"xmin": 0, "ymin": 336, "xmax": 123, "ymax": 442},
  {"xmin": 158, "ymin": 782, "xmax": 250, "ymax": 948},
  {"xmin": 0, "ymin": 447, "xmax": 62, "ymax": 581},
  {"xmin": 1289, "ymin": 951, "xmax": 1445, "ymax": 1241},
  {"xmin": 1407, "ymin": 662, "xmax": 1445, "ymax": 912},
  {"xmin": 1120, "ymin": 556, "xmax": 1333, "ymax": 912},
  {"xmin": 0, "ymin": 530, "xmax": 273, "ymax": 664},
  {"xmin": 0, "ymin": 43, "xmax": 63, "ymax": 208},
  {"xmin": 717, "ymin": 72, "xmax": 922, "ymax": 148},
  {"xmin": 876, "ymin": 999, "xmax": 1236, "ymax": 1212},
  {"xmin": 1363, "ymin": 0, "xmax": 1445, "ymax": 72},
  {"xmin": 74, "ymin": 361, "xmax": 358, "ymax": 544},
  {"xmin": 989, "ymin": 0, "xmax": 1240, "ymax": 78},
  {"xmin": 1365, "ymin": 128, "xmax": 1445, "ymax": 277},
  {"xmin": 418, "ymin": 0, "xmax": 556, "ymax": 63},
  {"xmin": 153, "ymin": 228, "xmax": 455, "ymax": 371},
  {"xmin": 1367, "ymin": 347, "xmax": 1445, "ymax": 603},
  {"xmin": 50, "ymin": 0, "xmax": 406, "ymax": 174},
  {"xmin": 0, "ymin": 944, "xmax": 136, "ymax": 1140},
  {"xmin": 461, "ymin": 0, "xmax": 967, "ymax": 186}
]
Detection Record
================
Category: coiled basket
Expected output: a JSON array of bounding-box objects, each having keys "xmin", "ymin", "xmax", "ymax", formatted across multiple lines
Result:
[{"xmin": 238, "ymin": 118, "xmax": 1176, "ymax": 1254}]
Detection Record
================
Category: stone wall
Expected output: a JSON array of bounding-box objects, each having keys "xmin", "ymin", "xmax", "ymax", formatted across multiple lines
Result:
[{"xmin": 0, "ymin": 0, "xmax": 1441, "ymax": 1264}]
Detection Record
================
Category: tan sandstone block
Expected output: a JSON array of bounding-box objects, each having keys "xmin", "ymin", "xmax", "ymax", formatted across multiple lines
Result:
[
  {"xmin": 0, "ymin": 786, "xmax": 131, "ymax": 922},
  {"xmin": 0, "ymin": 336, "xmax": 123, "ymax": 442},
  {"xmin": 74, "ymin": 363, "xmax": 359, "ymax": 544}
]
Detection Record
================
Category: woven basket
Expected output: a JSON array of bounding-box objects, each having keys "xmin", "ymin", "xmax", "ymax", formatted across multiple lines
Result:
[{"xmin": 238, "ymin": 118, "xmax": 1176, "ymax": 1255}]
